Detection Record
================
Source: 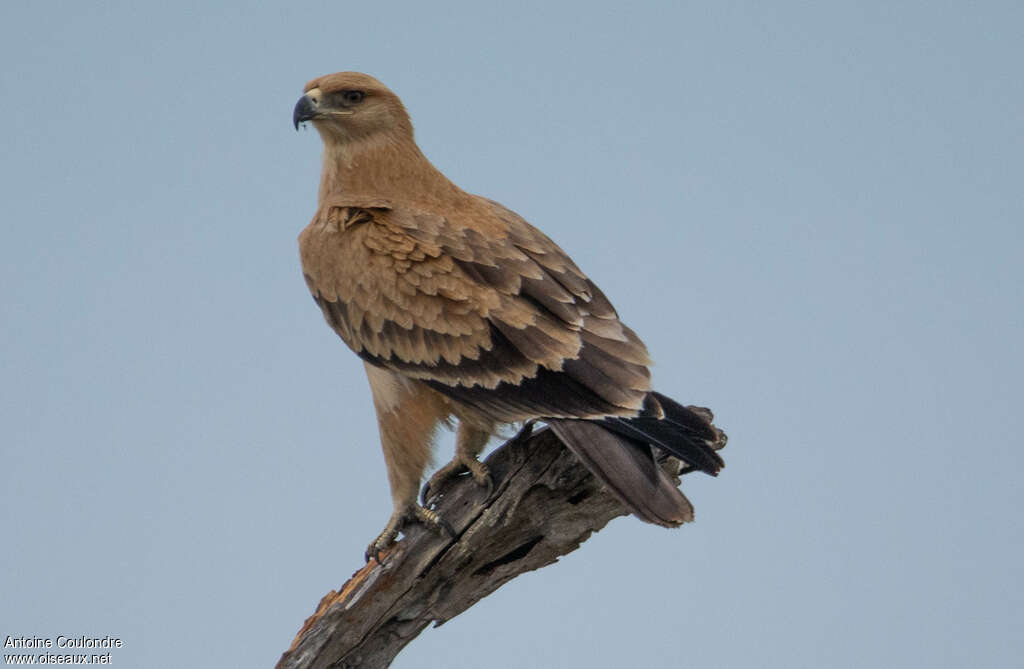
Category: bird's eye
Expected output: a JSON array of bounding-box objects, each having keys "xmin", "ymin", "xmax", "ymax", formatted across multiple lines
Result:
[{"xmin": 342, "ymin": 90, "xmax": 365, "ymax": 104}]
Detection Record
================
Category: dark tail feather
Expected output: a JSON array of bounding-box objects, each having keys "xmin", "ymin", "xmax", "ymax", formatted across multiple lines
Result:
[
  {"xmin": 548, "ymin": 419, "xmax": 694, "ymax": 527},
  {"xmin": 601, "ymin": 392, "xmax": 725, "ymax": 475}
]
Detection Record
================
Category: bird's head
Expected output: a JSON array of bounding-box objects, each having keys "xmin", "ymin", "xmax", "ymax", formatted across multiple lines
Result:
[{"xmin": 293, "ymin": 72, "xmax": 413, "ymax": 146}]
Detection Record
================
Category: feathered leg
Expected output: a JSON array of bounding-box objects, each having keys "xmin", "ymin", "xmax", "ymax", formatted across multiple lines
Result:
[
  {"xmin": 422, "ymin": 418, "xmax": 494, "ymax": 504},
  {"xmin": 363, "ymin": 363, "xmax": 452, "ymax": 562}
]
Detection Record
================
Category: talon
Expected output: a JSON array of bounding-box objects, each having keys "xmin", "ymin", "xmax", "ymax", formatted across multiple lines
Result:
[
  {"xmin": 422, "ymin": 461, "xmax": 465, "ymax": 504},
  {"xmin": 365, "ymin": 502, "xmax": 455, "ymax": 562},
  {"xmin": 422, "ymin": 456, "xmax": 493, "ymax": 505},
  {"xmin": 365, "ymin": 514, "xmax": 403, "ymax": 563},
  {"xmin": 469, "ymin": 461, "xmax": 494, "ymax": 501},
  {"xmin": 365, "ymin": 537, "xmax": 391, "ymax": 564},
  {"xmin": 413, "ymin": 505, "xmax": 454, "ymax": 538},
  {"xmin": 365, "ymin": 545, "xmax": 383, "ymax": 565},
  {"xmin": 479, "ymin": 471, "xmax": 495, "ymax": 501},
  {"xmin": 419, "ymin": 479, "xmax": 434, "ymax": 506},
  {"xmin": 466, "ymin": 459, "xmax": 490, "ymax": 488}
]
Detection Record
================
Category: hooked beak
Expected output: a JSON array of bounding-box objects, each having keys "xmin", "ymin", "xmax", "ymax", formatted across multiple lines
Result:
[{"xmin": 293, "ymin": 94, "xmax": 318, "ymax": 130}]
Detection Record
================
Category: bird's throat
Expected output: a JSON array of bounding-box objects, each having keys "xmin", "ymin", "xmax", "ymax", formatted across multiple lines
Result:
[{"xmin": 317, "ymin": 136, "xmax": 463, "ymax": 208}]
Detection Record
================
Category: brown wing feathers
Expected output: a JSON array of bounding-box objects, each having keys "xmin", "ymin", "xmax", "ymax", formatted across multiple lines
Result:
[{"xmin": 302, "ymin": 199, "xmax": 652, "ymax": 420}]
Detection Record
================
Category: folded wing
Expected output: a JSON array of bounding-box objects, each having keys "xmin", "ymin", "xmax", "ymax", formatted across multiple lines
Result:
[{"xmin": 299, "ymin": 197, "xmax": 653, "ymax": 423}]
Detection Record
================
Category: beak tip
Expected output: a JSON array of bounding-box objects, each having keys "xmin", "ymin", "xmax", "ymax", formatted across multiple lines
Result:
[{"xmin": 293, "ymin": 95, "xmax": 317, "ymax": 132}]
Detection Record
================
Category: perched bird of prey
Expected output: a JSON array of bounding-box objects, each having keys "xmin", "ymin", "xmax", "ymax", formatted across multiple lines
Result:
[{"xmin": 293, "ymin": 72, "xmax": 724, "ymax": 560}]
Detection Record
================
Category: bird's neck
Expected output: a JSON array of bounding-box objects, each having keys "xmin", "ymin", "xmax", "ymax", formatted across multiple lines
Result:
[{"xmin": 317, "ymin": 134, "xmax": 465, "ymax": 208}]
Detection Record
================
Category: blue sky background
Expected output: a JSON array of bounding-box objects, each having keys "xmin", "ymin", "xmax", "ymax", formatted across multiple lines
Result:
[{"xmin": 2, "ymin": 2, "xmax": 1022, "ymax": 667}]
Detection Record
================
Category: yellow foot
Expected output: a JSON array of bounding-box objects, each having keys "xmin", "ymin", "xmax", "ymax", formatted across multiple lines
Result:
[
  {"xmin": 365, "ymin": 504, "xmax": 454, "ymax": 563},
  {"xmin": 421, "ymin": 454, "xmax": 493, "ymax": 505}
]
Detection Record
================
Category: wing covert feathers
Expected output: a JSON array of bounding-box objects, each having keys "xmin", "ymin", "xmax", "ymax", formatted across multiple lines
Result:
[{"xmin": 299, "ymin": 197, "xmax": 652, "ymax": 422}]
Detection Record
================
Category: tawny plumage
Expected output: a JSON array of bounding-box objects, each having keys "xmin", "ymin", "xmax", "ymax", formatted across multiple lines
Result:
[{"xmin": 294, "ymin": 72, "xmax": 724, "ymax": 560}]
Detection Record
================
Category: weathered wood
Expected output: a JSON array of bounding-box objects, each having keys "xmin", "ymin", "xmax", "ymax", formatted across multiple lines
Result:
[{"xmin": 277, "ymin": 420, "xmax": 725, "ymax": 669}]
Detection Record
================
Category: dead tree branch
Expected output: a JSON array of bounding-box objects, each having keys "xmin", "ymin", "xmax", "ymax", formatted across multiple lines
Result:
[{"xmin": 277, "ymin": 418, "xmax": 726, "ymax": 669}]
